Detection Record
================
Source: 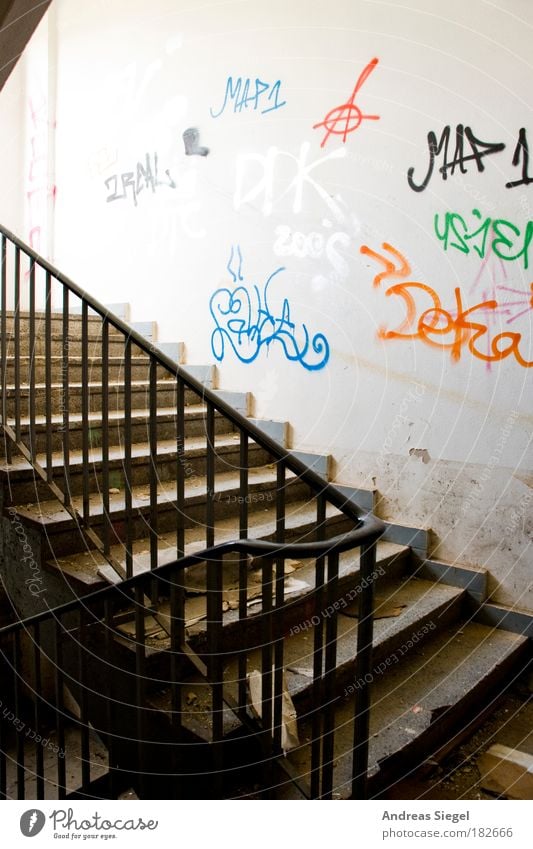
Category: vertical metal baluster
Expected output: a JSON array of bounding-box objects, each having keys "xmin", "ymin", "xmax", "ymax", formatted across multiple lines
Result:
[
  {"xmin": 0, "ymin": 645, "xmax": 5, "ymax": 798},
  {"xmin": 81, "ymin": 302, "xmax": 89, "ymax": 523},
  {"xmin": 45, "ymin": 273, "xmax": 52, "ymax": 481},
  {"xmin": 54, "ymin": 618, "xmax": 66, "ymax": 799},
  {"xmin": 62, "ymin": 288, "xmax": 71, "ymax": 506},
  {"xmin": 124, "ymin": 338, "xmax": 133, "ymax": 577},
  {"xmin": 0, "ymin": 235, "xmax": 10, "ymax": 464},
  {"xmin": 321, "ymin": 551, "xmax": 339, "ymax": 799},
  {"xmin": 104, "ymin": 598, "xmax": 116, "ymax": 797},
  {"xmin": 33, "ymin": 622, "xmax": 44, "ymax": 798},
  {"xmin": 351, "ymin": 541, "xmax": 376, "ymax": 800},
  {"xmin": 14, "ymin": 631, "xmax": 24, "ymax": 799},
  {"xmin": 13, "ymin": 247, "xmax": 20, "ymax": 444},
  {"xmin": 135, "ymin": 584, "xmax": 146, "ymax": 798},
  {"xmin": 175, "ymin": 377, "xmax": 185, "ymax": 559},
  {"xmin": 310, "ymin": 493, "xmax": 326, "ymax": 798},
  {"xmin": 101, "ymin": 320, "xmax": 110, "ymax": 555},
  {"xmin": 260, "ymin": 555, "xmax": 273, "ymax": 794},
  {"xmin": 237, "ymin": 429, "xmax": 248, "ymax": 717},
  {"xmin": 28, "ymin": 260, "xmax": 36, "ymax": 460},
  {"xmin": 207, "ymin": 552, "xmax": 223, "ymax": 797},
  {"xmin": 205, "ymin": 401, "xmax": 215, "ymax": 549},
  {"xmin": 79, "ymin": 609, "xmax": 90, "ymax": 792},
  {"xmin": 170, "ymin": 571, "xmax": 184, "ymax": 796},
  {"xmin": 273, "ymin": 462, "xmax": 285, "ymax": 753},
  {"xmin": 149, "ymin": 357, "xmax": 158, "ymax": 572}
]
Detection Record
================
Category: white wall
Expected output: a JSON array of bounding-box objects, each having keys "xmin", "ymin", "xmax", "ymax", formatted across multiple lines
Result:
[{"xmin": 2, "ymin": 0, "xmax": 533, "ymax": 609}]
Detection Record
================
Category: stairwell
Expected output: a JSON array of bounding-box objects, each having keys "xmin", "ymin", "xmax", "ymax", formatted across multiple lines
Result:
[{"xmin": 0, "ymin": 227, "xmax": 531, "ymax": 800}]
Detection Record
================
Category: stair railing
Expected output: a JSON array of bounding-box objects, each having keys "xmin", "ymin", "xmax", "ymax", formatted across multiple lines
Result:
[
  {"xmin": 0, "ymin": 526, "xmax": 382, "ymax": 801},
  {"xmin": 0, "ymin": 224, "xmax": 385, "ymax": 798}
]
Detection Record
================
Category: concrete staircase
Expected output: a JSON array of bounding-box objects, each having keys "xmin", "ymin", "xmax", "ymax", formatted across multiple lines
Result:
[{"xmin": 0, "ymin": 309, "xmax": 531, "ymax": 800}]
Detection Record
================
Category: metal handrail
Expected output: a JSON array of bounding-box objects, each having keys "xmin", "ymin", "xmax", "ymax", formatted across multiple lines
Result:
[
  {"xmin": 0, "ymin": 223, "xmax": 384, "ymax": 800},
  {"xmin": 0, "ymin": 222, "xmax": 372, "ymax": 525}
]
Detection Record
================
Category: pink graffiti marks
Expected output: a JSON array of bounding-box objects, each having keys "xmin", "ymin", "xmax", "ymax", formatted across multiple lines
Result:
[
  {"xmin": 27, "ymin": 95, "xmax": 56, "ymax": 256},
  {"xmin": 361, "ymin": 242, "xmax": 533, "ymax": 368},
  {"xmin": 313, "ymin": 58, "xmax": 380, "ymax": 149}
]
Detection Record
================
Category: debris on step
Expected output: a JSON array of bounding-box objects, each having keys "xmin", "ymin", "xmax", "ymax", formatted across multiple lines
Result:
[
  {"xmin": 186, "ymin": 692, "xmax": 199, "ymax": 707},
  {"xmin": 116, "ymin": 614, "xmax": 165, "ymax": 638},
  {"xmin": 248, "ymin": 668, "xmax": 299, "ymax": 754},
  {"xmin": 246, "ymin": 576, "xmax": 311, "ymax": 608},
  {"xmin": 287, "ymin": 666, "xmax": 313, "ymax": 679},
  {"xmin": 118, "ymin": 788, "xmax": 139, "ymax": 800},
  {"xmin": 477, "ymin": 744, "xmax": 533, "ymax": 799},
  {"xmin": 341, "ymin": 595, "xmax": 407, "ymax": 619}
]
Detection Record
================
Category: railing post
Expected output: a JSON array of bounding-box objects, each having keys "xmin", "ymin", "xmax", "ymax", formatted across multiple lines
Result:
[
  {"xmin": 0, "ymin": 234, "xmax": 10, "ymax": 464},
  {"xmin": 310, "ymin": 492, "xmax": 326, "ymax": 798},
  {"xmin": 351, "ymin": 540, "xmax": 377, "ymax": 799},
  {"xmin": 320, "ymin": 550, "xmax": 339, "ymax": 799},
  {"xmin": 207, "ymin": 551, "xmax": 223, "ymax": 797}
]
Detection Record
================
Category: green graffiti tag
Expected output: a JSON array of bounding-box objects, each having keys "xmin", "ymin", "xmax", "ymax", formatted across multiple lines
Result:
[{"xmin": 434, "ymin": 209, "xmax": 533, "ymax": 268}]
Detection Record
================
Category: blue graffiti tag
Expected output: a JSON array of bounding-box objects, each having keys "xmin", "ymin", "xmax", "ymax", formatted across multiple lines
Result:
[
  {"xmin": 209, "ymin": 247, "xmax": 330, "ymax": 371},
  {"xmin": 210, "ymin": 77, "xmax": 286, "ymax": 118}
]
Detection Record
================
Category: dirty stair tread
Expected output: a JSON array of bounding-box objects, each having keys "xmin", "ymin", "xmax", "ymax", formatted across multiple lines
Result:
[
  {"xmin": 111, "ymin": 541, "xmax": 409, "ymax": 660},
  {"xmin": 285, "ymin": 621, "xmax": 529, "ymax": 798},
  {"xmin": 44, "ymin": 497, "xmax": 369, "ymax": 587},
  {"xmin": 1, "ymin": 430, "xmax": 247, "ymax": 478},
  {"xmin": 6, "ymin": 403, "xmax": 218, "ymax": 431},
  {"xmin": 15, "ymin": 464, "xmax": 300, "ymax": 529},
  {"xmin": 219, "ymin": 577, "xmax": 466, "ymax": 704},
  {"xmin": 144, "ymin": 576, "xmax": 464, "ymax": 739}
]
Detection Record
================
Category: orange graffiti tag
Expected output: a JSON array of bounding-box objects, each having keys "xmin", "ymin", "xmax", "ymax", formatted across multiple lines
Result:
[{"xmin": 361, "ymin": 243, "xmax": 533, "ymax": 367}]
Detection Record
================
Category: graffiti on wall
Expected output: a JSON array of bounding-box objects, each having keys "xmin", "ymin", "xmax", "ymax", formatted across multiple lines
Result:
[
  {"xmin": 209, "ymin": 246, "xmax": 330, "ymax": 370},
  {"xmin": 407, "ymin": 125, "xmax": 533, "ymax": 192},
  {"xmin": 183, "ymin": 128, "xmax": 209, "ymax": 156},
  {"xmin": 313, "ymin": 57, "xmax": 380, "ymax": 148},
  {"xmin": 27, "ymin": 95, "xmax": 56, "ymax": 255},
  {"xmin": 210, "ymin": 77, "xmax": 286, "ymax": 118},
  {"xmin": 104, "ymin": 152, "xmax": 177, "ymax": 206},
  {"xmin": 361, "ymin": 242, "xmax": 533, "ymax": 368},
  {"xmin": 434, "ymin": 209, "xmax": 533, "ymax": 268},
  {"xmin": 234, "ymin": 141, "xmax": 346, "ymax": 216}
]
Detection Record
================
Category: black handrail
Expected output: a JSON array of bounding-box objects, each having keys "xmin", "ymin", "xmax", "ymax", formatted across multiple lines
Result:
[
  {"xmin": 0, "ymin": 531, "xmax": 381, "ymax": 800},
  {"xmin": 0, "ymin": 222, "xmax": 370, "ymax": 524},
  {"xmin": 0, "ymin": 223, "xmax": 385, "ymax": 800}
]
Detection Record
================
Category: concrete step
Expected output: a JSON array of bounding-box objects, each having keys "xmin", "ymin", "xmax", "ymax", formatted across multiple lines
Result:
[
  {"xmin": 1, "ymin": 431, "xmax": 271, "ymax": 505},
  {"xmin": 143, "ymin": 569, "xmax": 460, "ymax": 743},
  {"xmin": 2, "ymin": 378, "xmax": 205, "ymax": 417},
  {"xmin": 285, "ymin": 620, "xmax": 530, "ymax": 798},
  {"xmin": 1, "ymin": 334, "xmax": 144, "ymax": 358},
  {"xmin": 42, "ymin": 489, "xmax": 346, "ymax": 595},
  {"xmin": 1, "ymin": 404, "xmax": 233, "ymax": 454},
  {"xmin": 0, "ymin": 311, "xmax": 123, "ymax": 339},
  {"xmin": 112, "ymin": 541, "xmax": 413, "ymax": 684},
  {"xmin": 9, "ymin": 467, "xmax": 312, "ymax": 564},
  {"xmin": 2, "ymin": 356, "xmax": 170, "ymax": 384}
]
